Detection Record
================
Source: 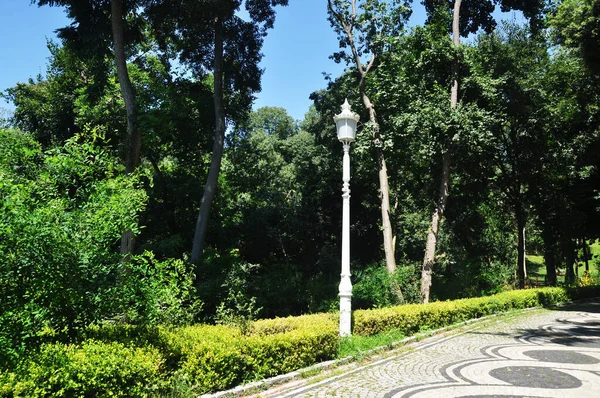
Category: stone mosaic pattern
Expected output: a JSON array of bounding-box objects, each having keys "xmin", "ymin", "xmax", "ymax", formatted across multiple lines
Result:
[{"xmin": 273, "ymin": 302, "xmax": 600, "ymax": 398}]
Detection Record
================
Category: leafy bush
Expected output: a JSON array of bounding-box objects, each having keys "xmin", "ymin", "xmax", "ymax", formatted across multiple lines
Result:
[
  {"xmin": 565, "ymin": 285, "xmax": 600, "ymax": 300},
  {"xmin": 67, "ymin": 313, "xmax": 338, "ymax": 395},
  {"xmin": 215, "ymin": 260, "xmax": 262, "ymax": 334},
  {"xmin": 353, "ymin": 262, "xmax": 421, "ymax": 308},
  {"xmin": 577, "ymin": 271, "xmax": 596, "ymax": 287},
  {"xmin": 3, "ymin": 286, "xmax": 599, "ymax": 396},
  {"xmin": 0, "ymin": 341, "xmax": 166, "ymax": 397},
  {"xmin": 0, "ymin": 131, "xmax": 149, "ymax": 366},
  {"xmin": 119, "ymin": 252, "xmax": 203, "ymax": 326}
]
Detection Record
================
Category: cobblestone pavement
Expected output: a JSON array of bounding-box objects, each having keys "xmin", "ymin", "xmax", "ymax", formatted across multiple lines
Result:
[{"xmin": 258, "ymin": 301, "xmax": 600, "ymax": 398}]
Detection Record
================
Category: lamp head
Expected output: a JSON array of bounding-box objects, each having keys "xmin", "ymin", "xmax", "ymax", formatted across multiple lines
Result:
[{"xmin": 333, "ymin": 99, "xmax": 359, "ymax": 144}]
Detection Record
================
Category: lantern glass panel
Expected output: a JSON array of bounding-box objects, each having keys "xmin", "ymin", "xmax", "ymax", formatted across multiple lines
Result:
[{"xmin": 337, "ymin": 119, "xmax": 356, "ymax": 142}]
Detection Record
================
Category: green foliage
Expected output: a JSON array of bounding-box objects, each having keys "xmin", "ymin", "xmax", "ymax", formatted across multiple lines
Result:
[
  {"xmin": 1, "ymin": 43, "xmax": 88, "ymax": 147},
  {"xmin": 433, "ymin": 198, "xmax": 517, "ymax": 299},
  {"xmin": 120, "ymin": 252, "xmax": 203, "ymax": 326},
  {"xmin": 0, "ymin": 130, "xmax": 147, "ymax": 366},
  {"xmin": 327, "ymin": 0, "xmax": 412, "ymax": 65},
  {"xmin": 577, "ymin": 271, "xmax": 596, "ymax": 287},
  {"xmin": 422, "ymin": 0, "xmax": 546, "ymax": 36},
  {"xmin": 163, "ymin": 313, "xmax": 338, "ymax": 395},
  {"xmin": 549, "ymin": 0, "xmax": 600, "ymax": 74},
  {"xmin": 338, "ymin": 329, "xmax": 406, "ymax": 359},
  {"xmin": 3, "ymin": 4, "xmax": 600, "ymax": 396},
  {"xmin": 0, "ymin": 341, "xmax": 166, "ymax": 397},
  {"xmin": 353, "ymin": 263, "xmax": 421, "ymax": 308},
  {"xmin": 215, "ymin": 260, "xmax": 262, "ymax": 334},
  {"xmin": 5, "ymin": 286, "xmax": 600, "ymax": 396}
]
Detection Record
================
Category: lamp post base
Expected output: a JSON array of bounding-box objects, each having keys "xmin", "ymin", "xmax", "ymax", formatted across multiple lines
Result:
[
  {"xmin": 339, "ymin": 273, "xmax": 352, "ymax": 337},
  {"xmin": 339, "ymin": 292, "xmax": 352, "ymax": 337}
]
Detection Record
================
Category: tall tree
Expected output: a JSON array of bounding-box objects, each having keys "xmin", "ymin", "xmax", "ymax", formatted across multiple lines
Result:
[
  {"xmin": 420, "ymin": 0, "xmax": 546, "ymax": 301},
  {"xmin": 35, "ymin": 0, "xmax": 145, "ymax": 254},
  {"xmin": 327, "ymin": 0, "xmax": 411, "ymax": 276},
  {"xmin": 2, "ymin": 42, "xmax": 84, "ymax": 147},
  {"xmin": 468, "ymin": 22, "xmax": 552, "ymax": 289},
  {"xmin": 148, "ymin": 0, "xmax": 288, "ymax": 264},
  {"xmin": 191, "ymin": 13, "xmax": 226, "ymax": 264},
  {"xmin": 111, "ymin": 0, "xmax": 141, "ymax": 254}
]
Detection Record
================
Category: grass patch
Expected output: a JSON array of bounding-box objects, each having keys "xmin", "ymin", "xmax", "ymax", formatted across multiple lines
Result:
[
  {"xmin": 589, "ymin": 240, "xmax": 600, "ymax": 279},
  {"xmin": 338, "ymin": 329, "xmax": 406, "ymax": 359},
  {"xmin": 526, "ymin": 255, "xmax": 545, "ymax": 270},
  {"xmin": 527, "ymin": 240, "xmax": 600, "ymax": 283}
]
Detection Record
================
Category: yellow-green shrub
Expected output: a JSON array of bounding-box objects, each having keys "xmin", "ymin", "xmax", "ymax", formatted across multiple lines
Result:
[
  {"xmin": 0, "ymin": 340, "xmax": 166, "ymax": 397},
  {"xmin": 354, "ymin": 287, "xmax": 573, "ymax": 336},
  {"xmin": 167, "ymin": 313, "xmax": 338, "ymax": 394}
]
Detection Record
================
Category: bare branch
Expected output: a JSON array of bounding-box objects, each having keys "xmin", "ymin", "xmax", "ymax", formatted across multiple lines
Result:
[
  {"xmin": 365, "ymin": 53, "xmax": 376, "ymax": 74},
  {"xmin": 350, "ymin": 0, "xmax": 357, "ymax": 32},
  {"xmin": 328, "ymin": 0, "xmax": 347, "ymax": 32}
]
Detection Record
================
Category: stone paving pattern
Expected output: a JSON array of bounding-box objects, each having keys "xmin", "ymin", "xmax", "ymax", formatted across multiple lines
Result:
[{"xmin": 263, "ymin": 301, "xmax": 600, "ymax": 398}]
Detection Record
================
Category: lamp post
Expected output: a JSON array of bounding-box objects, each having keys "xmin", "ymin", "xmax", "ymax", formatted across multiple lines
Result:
[{"xmin": 334, "ymin": 99, "xmax": 359, "ymax": 337}]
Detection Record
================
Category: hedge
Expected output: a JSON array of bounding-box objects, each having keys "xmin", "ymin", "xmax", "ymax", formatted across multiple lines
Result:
[
  {"xmin": 353, "ymin": 286, "xmax": 597, "ymax": 336},
  {"xmin": 0, "ymin": 341, "xmax": 166, "ymax": 397},
  {"xmin": 1, "ymin": 286, "xmax": 598, "ymax": 396},
  {"xmin": 0, "ymin": 313, "xmax": 338, "ymax": 396},
  {"xmin": 165, "ymin": 313, "xmax": 338, "ymax": 393}
]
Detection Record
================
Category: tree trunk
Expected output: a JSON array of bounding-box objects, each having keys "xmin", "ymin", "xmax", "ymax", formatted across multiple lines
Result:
[
  {"xmin": 191, "ymin": 17, "xmax": 225, "ymax": 264},
  {"xmin": 420, "ymin": 151, "xmax": 450, "ymax": 303},
  {"xmin": 516, "ymin": 207, "xmax": 527, "ymax": 289},
  {"xmin": 327, "ymin": 0, "xmax": 397, "ymax": 276},
  {"xmin": 420, "ymin": 0, "xmax": 461, "ymax": 303},
  {"xmin": 543, "ymin": 224, "xmax": 557, "ymax": 286},
  {"xmin": 583, "ymin": 238, "xmax": 590, "ymax": 272},
  {"xmin": 111, "ymin": 0, "xmax": 140, "ymax": 255},
  {"xmin": 360, "ymin": 91, "xmax": 397, "ymax": 275},
  {"xmin": 565, "ymin": 239, "xmax": 575, "ymax": 284}
]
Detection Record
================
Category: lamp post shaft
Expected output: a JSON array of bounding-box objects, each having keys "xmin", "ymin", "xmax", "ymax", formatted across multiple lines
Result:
[{"xmin": 339, "ymin": 142, "xmax": 352, "ymax": 337}]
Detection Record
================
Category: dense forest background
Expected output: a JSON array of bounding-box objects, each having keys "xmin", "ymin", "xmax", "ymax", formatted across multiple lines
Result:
[{"xmin": 1, "ymin": 0, "xmax": 600, "ymax": 368}]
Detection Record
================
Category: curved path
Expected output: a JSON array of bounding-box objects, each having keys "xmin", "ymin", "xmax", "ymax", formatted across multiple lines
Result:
[{"xmin": 256, "ymin": 301, "xmax": 600, "ymax": 398}]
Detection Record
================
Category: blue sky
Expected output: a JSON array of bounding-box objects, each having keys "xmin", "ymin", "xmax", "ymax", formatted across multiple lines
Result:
[{"xmin": 0, "ymin": 2, "xmax": 70, "ymax": 106}]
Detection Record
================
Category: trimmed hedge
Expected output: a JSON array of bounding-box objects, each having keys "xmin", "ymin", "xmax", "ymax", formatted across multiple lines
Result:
[
  {"xmin": 353, "ymin": 287, "xmax": 594, "ymax": 336},
  {"xmin": 0, "ymin": 313, "xmax": 338, "ymax": 396},
  {"xmin": 2, "ymin": 286, "xmax": 599, "ymax": 396},
  {"xmin": 168, "ymin": 313, "xmax": 338, "ymax": 393},
  {"xmin": 0, "ymin": 341, "xmax": 166, "ymax": 397}
]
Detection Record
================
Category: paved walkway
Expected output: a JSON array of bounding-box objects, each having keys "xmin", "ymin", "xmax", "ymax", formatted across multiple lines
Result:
[{"xmin": 252, "ymin": 301, "xmax": 600, "ymax": 398}]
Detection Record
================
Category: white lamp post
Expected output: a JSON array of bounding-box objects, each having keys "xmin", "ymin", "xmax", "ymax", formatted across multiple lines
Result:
[{"xmin": 333, "ymin": 99, "xmax": 359, "ymax": 337}]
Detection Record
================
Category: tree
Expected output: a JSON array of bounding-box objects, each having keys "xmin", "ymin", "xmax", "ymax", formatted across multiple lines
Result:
[
  {"xmin": 327, "ymin": 0, "xmax": 412, "ymax": 277},
  {"xmin": 419, "ymin": 0, "xmax": 546, "ymax": 301},
  {"xmin": 220, "ymin": 107, "xmax": 337, "ymax": 316},
  {"xmin": 534, "ymin": 0, "xmax": 600, "ymax": 284},
  {"xmin": 148, "ymin": 0, "xmax": 288, "ymax": 264},
  {"xmin": 35, "ymin": 0, "xmax": 146, "ymax": 254},
  {"xmin": 2, "ymin": 42, "xmax": 87, "ymax": 147},
  {"xmin": 111, "ymin": 0, "xmax": 141, "ymax": 254},
  {"xmin": 467, "ymin": 22, "xmax": 554, "ymax": 289},
  {"xmin": 549, "ymin": 0, "xmax": 600, "ymax": 75}
]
